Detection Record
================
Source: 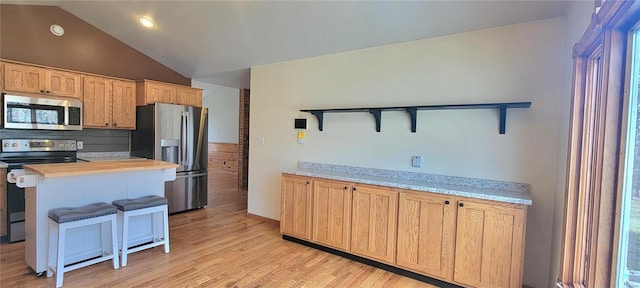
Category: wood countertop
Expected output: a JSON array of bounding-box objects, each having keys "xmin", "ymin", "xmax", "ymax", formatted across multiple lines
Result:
[{"xmin": 23, "ymin": 159, "xmax": 179, "ymax": 178}]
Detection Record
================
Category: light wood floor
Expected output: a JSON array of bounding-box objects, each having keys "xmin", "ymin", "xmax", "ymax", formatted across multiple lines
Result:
[{"xmin": 0, "ymin": 172, "xmax": 436, "ymax": 288}]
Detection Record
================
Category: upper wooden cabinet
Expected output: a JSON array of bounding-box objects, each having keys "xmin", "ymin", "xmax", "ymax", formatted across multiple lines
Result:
[
  {"xmin": 350, "ymin": 184, "xmax": 398, "ymax": 265},
  {"xmin": 452, "ymin": 198, "xmax": 527, "ymax": 288},
  {"xmin": 312, "ymin": 179, "xmax": 352, "ymax": 251},
  {"xmin": 45, "ymin": 70, "xmax": 82, "ymax": 98},
  {"xmin": 136, "ymin": 80, "xmax": 202, "ymax": 107},
  {"xmin": 83, "ymin": 76, "xmax": 136, "ymax": 129},
  {"xmin": 177, "ymin": 87, "xmax": 202, "ymax": 107},
  {"xmin": 111, "ymin": 80, "xmax": 136, "ymax": 129},
  {"xmin": 3, "ymin": 62, "xmax": 81, "ymax": 98},
  {"xmin": 396, "ymin": 191, "xmax": 456, "ymax": 281},
  {"xmin": 281, "ymin": 174, "xmax": 313, "ymax": 240}
]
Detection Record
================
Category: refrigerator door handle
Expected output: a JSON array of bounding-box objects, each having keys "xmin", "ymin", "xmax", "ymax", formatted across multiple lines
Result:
[
  {"xmin": 181, "ymin": 112, "xmax": 188, "ymax": 167},
  {"xmin": 175, "ymin": 172, "xmax": 208, "ymax": 179}
]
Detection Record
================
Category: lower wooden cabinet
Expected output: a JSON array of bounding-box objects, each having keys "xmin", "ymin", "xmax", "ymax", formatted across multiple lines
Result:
[
  {"xmin": 350, "ymin": 184, "xmax": 398, "ymax": 264},
  {"xmin": 280, "ymin": 175, "xmax": 313, "ymax": 240},
  {"xmin": 453, "ymin": 198, "xmax": 526, "ymax": 288},
  {"xmin": 280, "ymin": 174, "xmax": 528, "ymax": 288},
  {"xmin": 396, "ymin": 191, "xmax": 455, "ymax": 281},
  {"xmin": 312, "ymin": 179, "xmax": 352, "ymax": 251}
]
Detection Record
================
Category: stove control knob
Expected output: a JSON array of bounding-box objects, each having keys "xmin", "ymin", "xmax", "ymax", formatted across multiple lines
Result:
[{"xmin": 11, "ymin": 143, "xmax": 18, "ymax": 148}]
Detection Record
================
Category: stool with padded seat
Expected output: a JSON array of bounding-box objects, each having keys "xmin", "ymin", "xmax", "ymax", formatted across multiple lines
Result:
[
  {"xmin": 47, "ymin": 202, "xmax": 119, "ymax": 288},
  {"xmin": 112, "ymin": 195, "xmax": 169, "ymax": 266}
]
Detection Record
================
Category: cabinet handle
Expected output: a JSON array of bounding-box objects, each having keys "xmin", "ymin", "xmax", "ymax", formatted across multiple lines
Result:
[
  {"xmin": 459, "ymin": 202, "xmax": 464, "ymax": 207},
  {"xmin": 444, "ymin": 200, "xmax": 450, "ymax": 205},
  {"xmin": 306, "ymin": 181, "xmax": 310, "ymax": 184}
]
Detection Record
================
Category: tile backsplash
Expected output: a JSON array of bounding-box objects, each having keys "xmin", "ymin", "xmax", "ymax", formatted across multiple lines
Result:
[{"xmin": 0, "ymin": 128, "xmax": 129, "ymax": 152}]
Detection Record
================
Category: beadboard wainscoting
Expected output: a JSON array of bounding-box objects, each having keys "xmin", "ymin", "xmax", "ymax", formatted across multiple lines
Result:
[{"xmin": 208, "ymin": 142, "xmax": 238, "ymax": 174}]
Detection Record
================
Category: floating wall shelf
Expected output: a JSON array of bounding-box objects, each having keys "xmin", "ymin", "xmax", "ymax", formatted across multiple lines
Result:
[{"xmin": 300, "ymin": 102, "xmax": 532, "ymax": 134}]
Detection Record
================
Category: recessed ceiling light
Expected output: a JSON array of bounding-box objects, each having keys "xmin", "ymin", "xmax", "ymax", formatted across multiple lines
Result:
[
  {"xmin": 138, "ymin": 16, "xmax": 155, "ymax": 28},
  {"xmin": 50, "ymin": 24, "xmax": 64, "ymax": 36}
]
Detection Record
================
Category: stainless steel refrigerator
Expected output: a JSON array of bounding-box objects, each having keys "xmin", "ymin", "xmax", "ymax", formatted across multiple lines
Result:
[{"xmin": 131, "ymin": 103, "xmax": 208, "ymax": 213}]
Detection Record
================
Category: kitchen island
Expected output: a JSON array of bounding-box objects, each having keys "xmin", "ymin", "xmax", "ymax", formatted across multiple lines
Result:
[{"xmin": 14, "ymin": 159, "xmax": 177, "ymax": 274}]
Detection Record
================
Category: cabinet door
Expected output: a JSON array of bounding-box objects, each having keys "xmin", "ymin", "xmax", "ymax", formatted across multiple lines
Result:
[
  {"xmin": 351, "ymin": 184, "xmax": 398, "ymax": 264},
  {"xmin": 45, "ymin": 70, "xmax": 82, "ymax": 98},
  {"xmin": 83, "ymin": 76, "xmax": 112, "ymax": 128},
  {"xmin": 281, "ymin": 175, "xmax": 313, "ymax": 240},
  {"xmin": 146, "ymin": 82, "xmax": 176, "ymax": 104},
  {"xmin": 3, "ymin": 63, "xmax": 45, "ymax": 94},
  {"xmin": 453, "ymin": 199, "xmax": 526, "ymax": 288},
  {"xmin": 176, "ymin": 87, "xmax": 202, "ymax": 107},
  {"xmin": 396, "ymin": 191, "xmax": 455, "ymax": 280},
  {"xmin": 312, "ymin": 179, "xmax": 352, "ymax": 251},
  {"xmin": 112, "ymin": 80, "xmax": 136, "ymax": 129}
]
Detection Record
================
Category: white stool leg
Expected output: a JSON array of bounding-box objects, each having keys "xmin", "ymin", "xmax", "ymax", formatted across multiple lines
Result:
[
  {"xmin": 47, "ymin": 220, "xmax": 57, "ymax": 278},
  {"xmin": 121, "ymin": 211, "xmax": 129, "ymax": 267},
  {"xmin": 162, "ymin": 205, "xmax": 170, "ymax": 253},
  {"xmin": 55, "ymin": 223, "xmax": 66, "ymax": 288},
  {"xmin": 110, "ymin": 214, "xmax": 120, "ymax": 269}
]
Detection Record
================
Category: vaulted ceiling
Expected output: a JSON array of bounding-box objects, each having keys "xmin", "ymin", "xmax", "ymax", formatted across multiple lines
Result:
[{"xmin": 4, "ymin": 1, "xmax": 568, "ymax": 88}]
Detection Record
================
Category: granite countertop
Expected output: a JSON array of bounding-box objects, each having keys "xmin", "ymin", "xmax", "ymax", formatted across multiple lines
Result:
[
  {"xmin": 77, "ymin": 151, "xmax": 145, "ymax": 162},
  {"xmin": 23, "ymin": 159, "xmax": 178, "ymax": 178},
  {"xmin": 284, "ymin": 162, "xmax": 532, "ymax": 205}
]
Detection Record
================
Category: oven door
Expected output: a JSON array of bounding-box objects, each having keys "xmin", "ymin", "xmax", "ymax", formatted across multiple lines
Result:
[
  {"xmin": 5, "ymin": 165, "xmax": 25, "ymax": 243},
  {"xmin": 5, "ymin": 180, "xmax": 25, "ymax": 243}
]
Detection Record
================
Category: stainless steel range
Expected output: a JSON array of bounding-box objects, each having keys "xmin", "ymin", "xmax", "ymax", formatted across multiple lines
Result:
[{"xmin": 1, "ymin": 139, "xmax": 78, "ymax": 243}]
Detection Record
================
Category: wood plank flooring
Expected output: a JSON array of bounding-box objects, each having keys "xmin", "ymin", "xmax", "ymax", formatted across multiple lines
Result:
[{"xmin": 0, "ymin": 172, "xmax": 436, "ymax": 288}]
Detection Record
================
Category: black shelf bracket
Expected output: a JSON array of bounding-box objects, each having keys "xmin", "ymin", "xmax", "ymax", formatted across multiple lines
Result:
[
  {"xmin": 309, "ymin": 111, "xmax": 324, "ymax": 131},
  {"xmin": 369, "ymin": 109, "xmax": 382, "ymax": 132},
  {"xmin": 405, "ymin": 108, "xmax": 418, "ymax": 133},
  {"xmin": 300, "ymin": 101, "xmax": 531, "ymax": 134}
]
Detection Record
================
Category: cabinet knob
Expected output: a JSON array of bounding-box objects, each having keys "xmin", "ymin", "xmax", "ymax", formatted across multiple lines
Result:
[
  {"xmin": 459, "ymin": 202, "xmax": 464, "ymax": 207},
  {"xmin": 105, "ymin": 123, "xmax": 109, "ymax": 126},
  {"xmin": 40, "ymin": 89, "xmax": 45, "ymax": 93},
  {"xmin": 114, "ymin": 123, "xmax": 118, "ymax": 126},
  {"xmin": 46, "ymin": 90, "xmax": 51, "ymax": 94},
  {"xmin": 444, "ymin": 200, "xmax": 450, "ymax": 205},
  {"xmin": 353, "ymin": 187, "xmax": 357, "ymax": 191},
  {"xmin": 306, "ymin": 181, "xmax": 310, "ymax": 184},
  {"xmin": 344, "ymin": 186, "xmax": 348, "ymax": 190}
]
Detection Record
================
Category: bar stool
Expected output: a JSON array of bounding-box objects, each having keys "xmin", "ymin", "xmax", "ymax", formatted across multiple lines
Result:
[
  {"xmin": 112, "ymin": 195, "xmax": 169, "ymax": 266},
  {"xmin": 47, "ymin": 202, "xmax": 119, "ymax": 288}
]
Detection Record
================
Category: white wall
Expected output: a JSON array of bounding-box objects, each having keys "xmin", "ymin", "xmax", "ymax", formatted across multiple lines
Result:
[
  {"xmin": 249, "ymin": 18, "xmax": 565, "ymax": 288},
  {"xmin": 191, "ymin": 80, "xmax": 240, "ymax": 143},
  {"xmin": 548, "ymin": 2, "xmax": 594, "ymax": 287}
]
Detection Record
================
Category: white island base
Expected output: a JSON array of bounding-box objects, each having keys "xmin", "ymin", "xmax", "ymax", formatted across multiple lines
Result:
[{"xmin": 17, "ymin": 161, "xmax": 176, "ymax": 274}]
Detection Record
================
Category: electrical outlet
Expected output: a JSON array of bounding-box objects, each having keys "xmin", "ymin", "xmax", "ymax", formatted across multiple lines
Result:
[
  {"xmin": 77, "ymin": 141, "xmax": 84, "ymax": 150},
  {"xmin": 411, "ymin": 156, "xmax": 422, "ymax": 168}
]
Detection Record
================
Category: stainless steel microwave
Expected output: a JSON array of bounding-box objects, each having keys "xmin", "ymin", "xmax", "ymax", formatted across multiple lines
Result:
[{"xmin": 2, "ymin": 94, "xmax": 82, "ymax": 130}]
